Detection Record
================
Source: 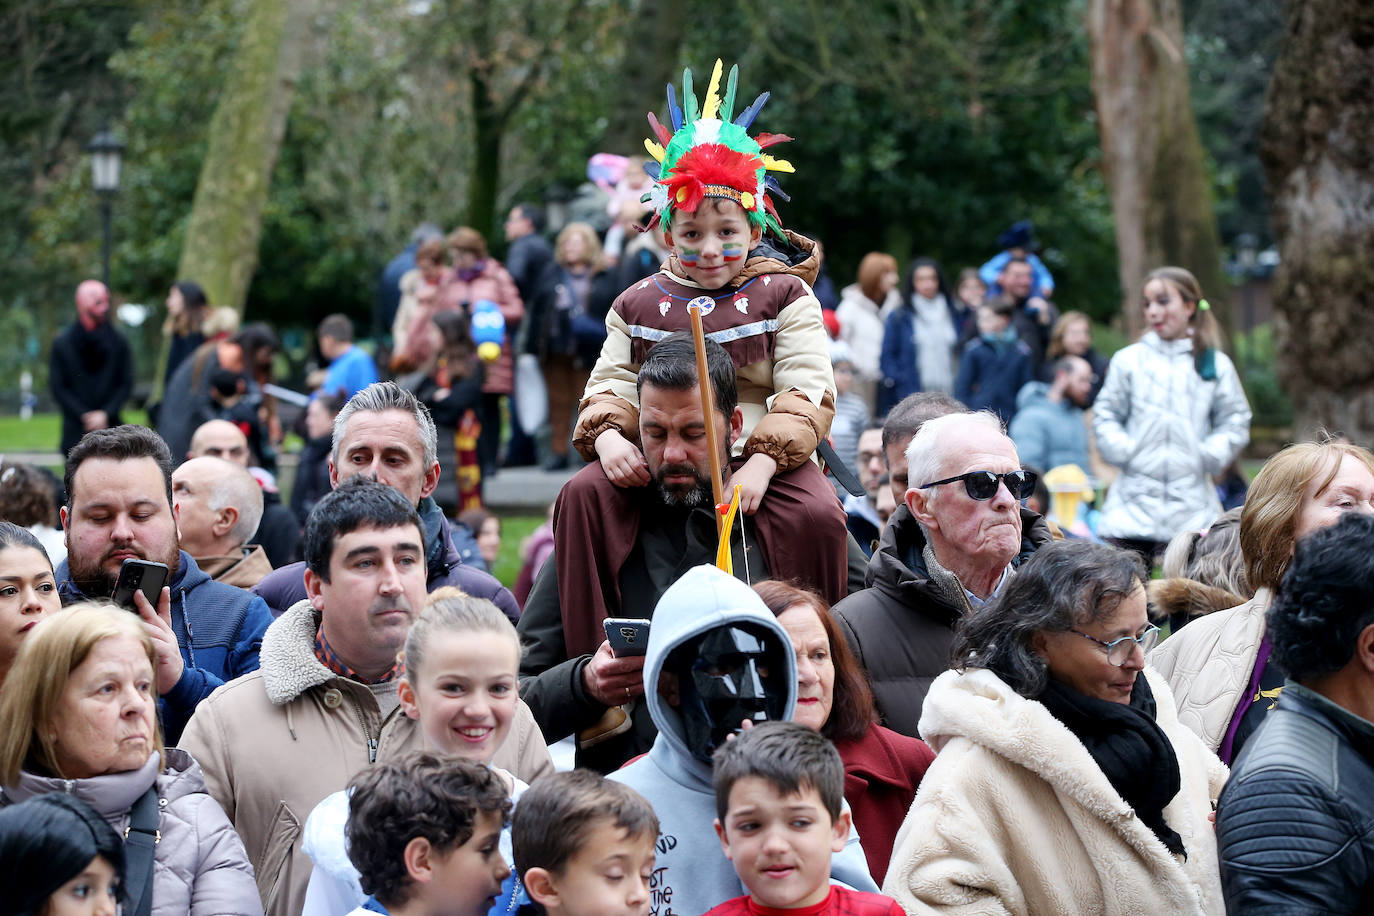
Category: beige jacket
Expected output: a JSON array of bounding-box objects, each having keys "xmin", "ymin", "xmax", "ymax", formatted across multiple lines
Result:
[
  {"xmin": 178, "ymin": 600, "xmax": 553, "ymax": 916},
  {"xmin": 1147, "ymin": 589, "xmax": 1271, "ymax": 752},
  {"xmin": 884, "ymin": 667, "xmax": 1226, "ymax": 916},
  {"xmin": 197, "ymin": 544, "xmax": 274, "ymax": 590}
]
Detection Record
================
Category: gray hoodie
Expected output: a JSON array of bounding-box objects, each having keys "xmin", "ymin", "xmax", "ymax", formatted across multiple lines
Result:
[{"xmin": 609, "ymin": 565, "xmax": 878, "ymax": 914}]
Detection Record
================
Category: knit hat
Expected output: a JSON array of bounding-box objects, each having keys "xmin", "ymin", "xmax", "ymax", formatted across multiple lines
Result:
[{"xmin": 641, "ymin": 60, "xmax": 794, "ymax": 239}]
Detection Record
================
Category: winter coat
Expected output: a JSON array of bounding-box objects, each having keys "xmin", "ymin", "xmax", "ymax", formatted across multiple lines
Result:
[
  {"xmin": 1216, "ymin": 681, "xmax": 1374, "ymax": 914},
  {"xmin": 1145, "ymin": 577, "xmax": 1245, "ymax": 625},
  {"xmin": 573, "ymin": 231, "xmax": 836, "ymax": 473},
  {"xmin": 437, "ymin": 259, "xmax": 524, "ymax": 394},
  {"xmin": 954, "ymin": 335, "xmax": 1032, "ymax": 425},
  {"xmin": 836, "ymin": 284, "xmax": 887, "ymax": 382},
  {"xmin": 1, "ymin": 750, "xmax": 261, "ymax": 916},
  {"xmin": 876, "ymin": 300, "xmax": 960, "ymax": 415},
  {"xmin": 884, "ymin": 667, "xmax": 1227, "ymax": 915},
  {"xmin": 834, "ymin": 725, "xmax": 936, "ymax": 884},
  {"xmin": 252, "ymin": 497, "xmax": 521, "ymax": 624},
  {"xmin": 57, "ymin": 550, "xmax": 273, "ymax": 745},
  {"xmin": 1007, "ymin": 380, "xmax": 1090, "ymax": 473},
  {"xmin": 1093, "ymin": 332, "xmax": 1251, "ymax": 542},
  {"xmin": 178, "ymin": 600, "xmax": 552, "ymax": 916},
  {"xmin": 832, "ymin": 504, "xmax": 1054, "ymax": 740},
  {"xmin": 49, "ymin": 319, "xmax": 134, "ymax": 454},
  {"xmin": 609, "ymin": 566, "xmax": 879, "ymax": 914},
  {"xmin": 1148, "ymin": 589, "xmax": 1271, "ymax": 754}
]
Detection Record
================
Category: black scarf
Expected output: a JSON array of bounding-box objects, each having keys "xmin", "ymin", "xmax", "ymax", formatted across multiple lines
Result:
[{"xmin": 1038, "ymin": 675, "xmax": 1186, "ymax": 856}]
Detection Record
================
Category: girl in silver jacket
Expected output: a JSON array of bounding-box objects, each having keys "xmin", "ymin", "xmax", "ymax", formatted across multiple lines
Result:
[{"xmin": 1093, "ymin": 267, "xmax": 1252, "ymax": 560}]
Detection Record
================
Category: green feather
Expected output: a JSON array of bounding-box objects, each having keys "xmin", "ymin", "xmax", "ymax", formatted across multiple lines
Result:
[
  {"xmin": 683, "ymin": 67, "xmax": 698, "ymax": 122},
  {"xmin": 721, "ymin": 65, "xmax": 739, "ymax": 123}
]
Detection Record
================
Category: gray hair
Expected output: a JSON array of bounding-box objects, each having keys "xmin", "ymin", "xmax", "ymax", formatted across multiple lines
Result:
[
  {"xmin": 203, "ymin": 461, "xmax": 264, "ymax": 548},
  {"xmin": 332, "ymin": 382, "xmax": 438, "ymax": 471},
  {"xmin": 904, "ymin": 410, "xmax": 1007, "ymax": 497},
  {"xmin": 950, "ymin": 539, "xmax": 1145, "ymax": 698},
  {"xmin": 1160, "ymin": 506, "xmax": 1250, "ymax": 598}
]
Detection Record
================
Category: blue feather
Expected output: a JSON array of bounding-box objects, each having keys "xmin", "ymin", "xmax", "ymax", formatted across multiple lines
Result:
[
  {"xmin": 643, "ymin": 161, "xmax": 661, "ymax": 180},
  {"xmin": 667, "ymin": 85, "xmax": 683, "ymax": 131},
  {"xmin": 734, "ymin": 91, "xmax": 770, "ymax": 129},
  {"xmin": 764, "ymin": 175, "xmax": 790, "ymax": 202}
]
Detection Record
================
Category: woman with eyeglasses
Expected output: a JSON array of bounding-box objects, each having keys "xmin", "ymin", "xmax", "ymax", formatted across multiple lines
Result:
[{"xmin": 883, "ymin": 539, "xmax": 1226, "ymax": 915}]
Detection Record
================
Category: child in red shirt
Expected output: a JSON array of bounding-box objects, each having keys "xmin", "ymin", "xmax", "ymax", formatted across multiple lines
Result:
[{"xmin": 707, "ymin": 722, "xmax": 904, "ymax": 916}]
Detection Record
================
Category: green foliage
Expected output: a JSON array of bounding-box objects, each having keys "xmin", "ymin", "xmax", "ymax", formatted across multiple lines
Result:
[{"xmin": 1232, "ymin": 323, "xmax": 1293, "ymax": 430}]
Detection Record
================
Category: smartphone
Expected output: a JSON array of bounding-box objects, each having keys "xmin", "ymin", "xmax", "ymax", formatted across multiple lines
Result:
[
  {"xmin": 603, "ymin": 618, "xmax": 651, "ymax": 657},
  {"xmin": 111, "ymin": 558, "xmax": 169, "ymax": 612}
]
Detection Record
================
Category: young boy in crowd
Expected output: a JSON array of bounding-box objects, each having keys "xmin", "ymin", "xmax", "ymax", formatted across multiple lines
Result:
[
  {"xmin": 511, "ymin": 769, "xmax": 660, "ymax": 916},
  {"xmin": 709, "ymin": 722, "xmax": 904, "ymax": 916},
  {"xmin": 954, "ymin": 299, "xmax": 1032, "ymax": 425},
  {"xmin": 344, "ymin": 752, "xmax": 513, "ymax": 916}
]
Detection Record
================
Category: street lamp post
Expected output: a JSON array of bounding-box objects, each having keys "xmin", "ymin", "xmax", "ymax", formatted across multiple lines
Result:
[{"xmin": 86, "ymin": 129, "xmax": 125, "ymax": 287}]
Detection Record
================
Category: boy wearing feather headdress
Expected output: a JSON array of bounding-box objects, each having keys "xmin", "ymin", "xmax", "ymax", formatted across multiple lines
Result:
[
  {"xmin": 571, "ymin": 60, "xmax": 836, "ymax": 513},
  {"xmin": 524, "ymin": 62, "xmax": 854, "ymax": 772}
]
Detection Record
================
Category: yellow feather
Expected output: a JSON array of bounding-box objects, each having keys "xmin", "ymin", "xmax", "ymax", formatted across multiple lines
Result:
[
  {"xmin": 701, "ymin": 59, "xmax": 724, "ymax": 120},
  {"xmin": 645, "ymin": 138, "xmax": 666, "ymax": 163},
  {"xmin": 760, "ymin": 154, "xmax": 795, "ymax": 173},
  {"xmin": 715, "ymin": 485, "xmax": 742, "ymax": 573}
]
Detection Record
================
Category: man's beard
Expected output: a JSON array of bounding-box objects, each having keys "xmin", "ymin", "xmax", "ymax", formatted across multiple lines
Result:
[
  {"xmin": 654, "ymin": 464, "xmax": 712, "ymax": 508},
  {"xmin": 67, "ymin": 544, "xmax": 180, "ymax": 598}
]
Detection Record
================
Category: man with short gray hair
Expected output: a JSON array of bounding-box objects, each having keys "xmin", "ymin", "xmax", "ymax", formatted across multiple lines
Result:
[
  {"xmin": 173, "ymin": 456, "xmax": 272, "ymax": 588},
  {"xmin": 253, "ymin": 381, "xmax": 519, "ymax": 622},
  {"xmin": 833, "ymin": 410, "xmax": 1053, "ymax": 738}
]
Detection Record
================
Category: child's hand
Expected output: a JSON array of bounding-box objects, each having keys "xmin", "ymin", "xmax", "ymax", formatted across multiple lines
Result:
[
  {"xmin": 731, "ymin": 453, "xmax": 778, "ymax": 516},
  {"xmin": 595, "ymin": 429, "xmax": 650, "ymax": 488}
]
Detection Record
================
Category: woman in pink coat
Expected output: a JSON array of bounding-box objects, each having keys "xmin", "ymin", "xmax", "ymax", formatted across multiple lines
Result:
[{"xmin": 437, "ymin": 226, "xmax": 524, "ymax": 477}]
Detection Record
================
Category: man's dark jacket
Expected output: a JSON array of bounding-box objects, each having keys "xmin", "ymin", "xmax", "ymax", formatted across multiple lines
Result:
[
  {"xmin": 57, "ymin": 551, "xmax": 272, "ymax": 743},
  {"xmin": 1217, "ymin": 681, "xmax": 1374, "ymax": 914},
  {"xmin": 49, "ymin": 320, "xmax": 133, "ymax": 454},
  {"xmin": 252, "ymin": 496, "xmax": 519, "ymax": 623},
  {"xmin": 833, "ymin": 503, "xmax": 1052, "ymax": 740}
]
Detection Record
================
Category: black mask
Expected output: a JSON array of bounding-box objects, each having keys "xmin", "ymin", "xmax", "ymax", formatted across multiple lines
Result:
[{"xmin": 668, "ymin": 623, "xmax": 788, "ymax": 763}]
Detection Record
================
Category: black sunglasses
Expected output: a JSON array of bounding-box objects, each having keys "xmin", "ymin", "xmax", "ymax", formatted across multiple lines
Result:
[{"xmin": 918, "ymin": 469, "xmax": 1038, "ymax": 501}]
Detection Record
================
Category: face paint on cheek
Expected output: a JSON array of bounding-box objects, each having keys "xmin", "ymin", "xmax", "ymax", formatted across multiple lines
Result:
[
  {"xmin": 678, "ymin": 248, "xmax": 701, "ymax": 267},
  {"xmin": 722, "ymin": 242, "xmax": 745, "ymax": 262}
]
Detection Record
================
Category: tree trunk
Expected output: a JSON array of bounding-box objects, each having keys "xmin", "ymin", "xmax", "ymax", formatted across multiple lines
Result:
[
  {"xmin": 1087, "ymin": 0, "xmax": 1226, "ymax": 338},
  {"xmin": 176, "ymin": 0, "xmax": 314, "ymax": 313},
  {"xmin": 599, "ymin": 0, "xmax": 688, "ymax": 155},
  {"xmin": 1260, "ymin": 0, "xmax": 1374, "ymax": 440},
  {"xmin": 467, "ymin": 62, "xmax": 502, "ymax": 242}
]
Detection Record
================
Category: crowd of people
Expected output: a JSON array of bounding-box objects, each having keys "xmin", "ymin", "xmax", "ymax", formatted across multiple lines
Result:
[{"xmin": 4, "ymin": 58, "xmax": 1372, "ymax": 916}]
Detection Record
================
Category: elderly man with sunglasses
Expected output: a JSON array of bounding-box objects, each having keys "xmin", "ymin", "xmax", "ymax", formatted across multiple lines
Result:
[{"xmin": 833, "ymin": 410, "xmax": 1054, "ymax": 739}]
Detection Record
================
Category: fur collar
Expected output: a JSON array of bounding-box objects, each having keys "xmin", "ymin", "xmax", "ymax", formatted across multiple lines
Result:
[
  {"xmin": 919, "ymin": 666, "xmax": 1185, "ymax": 830},
  {"xmin": 260, "ymin": 600, "xmax": 337, "ymax": 706}
]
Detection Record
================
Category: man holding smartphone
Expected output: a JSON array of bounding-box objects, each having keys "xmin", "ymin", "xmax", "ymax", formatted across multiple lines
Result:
[{"xmin": 55, "ymin": 424, "xmax": 274, "ymax": 742}]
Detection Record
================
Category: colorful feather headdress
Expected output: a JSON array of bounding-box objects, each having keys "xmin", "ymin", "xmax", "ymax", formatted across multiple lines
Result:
[{"xmin": 641, "ymin": 60, "xmax": 794, "ymax": 239}]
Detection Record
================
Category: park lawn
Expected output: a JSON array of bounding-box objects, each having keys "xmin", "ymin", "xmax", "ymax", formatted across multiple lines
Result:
[
  {"xmin": 0, "ymin": 410, "xmax": 151, "ymax": 456},
  {"xmin": 491, "ymin": 513, "xmax": 544, "ymax": 590}
]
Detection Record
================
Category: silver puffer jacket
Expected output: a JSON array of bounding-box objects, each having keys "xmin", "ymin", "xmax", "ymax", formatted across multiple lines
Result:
[{"xmin": 1093, "ymin": 332, "xmax": 1251, "ymax": 542}]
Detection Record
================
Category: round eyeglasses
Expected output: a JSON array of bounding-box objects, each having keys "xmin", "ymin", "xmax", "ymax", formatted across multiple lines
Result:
[
  {"xmin": 918, "ymin": 469, "xmax": 1038, "ymax": 501},
  {"xmin": 1069, "ymin": 624, "xmax": 1162, "ymax": 666}
]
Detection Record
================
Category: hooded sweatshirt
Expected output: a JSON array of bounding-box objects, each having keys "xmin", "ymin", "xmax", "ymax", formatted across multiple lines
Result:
[{"xmin": 610, "ymin": 565, "xmax": 878, "ymax": 915}]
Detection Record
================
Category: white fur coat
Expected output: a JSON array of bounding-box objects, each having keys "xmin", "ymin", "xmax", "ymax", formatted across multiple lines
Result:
[{"xmin": 883, "ymin": 667, "xmax": 1227, "ymax": 915}]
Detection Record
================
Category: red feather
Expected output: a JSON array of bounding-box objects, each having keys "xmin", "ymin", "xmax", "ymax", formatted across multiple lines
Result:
[
  {"xmin": 662, "ymin": 144, "xmax": 761, "ymax": 213},
  {"xmin": 754, "ymin": 132, "xmax": 793, "ymax": 150},
  {"xmin": 646, "ymin": 111, "xmax": 673, "ymax": 148}
]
